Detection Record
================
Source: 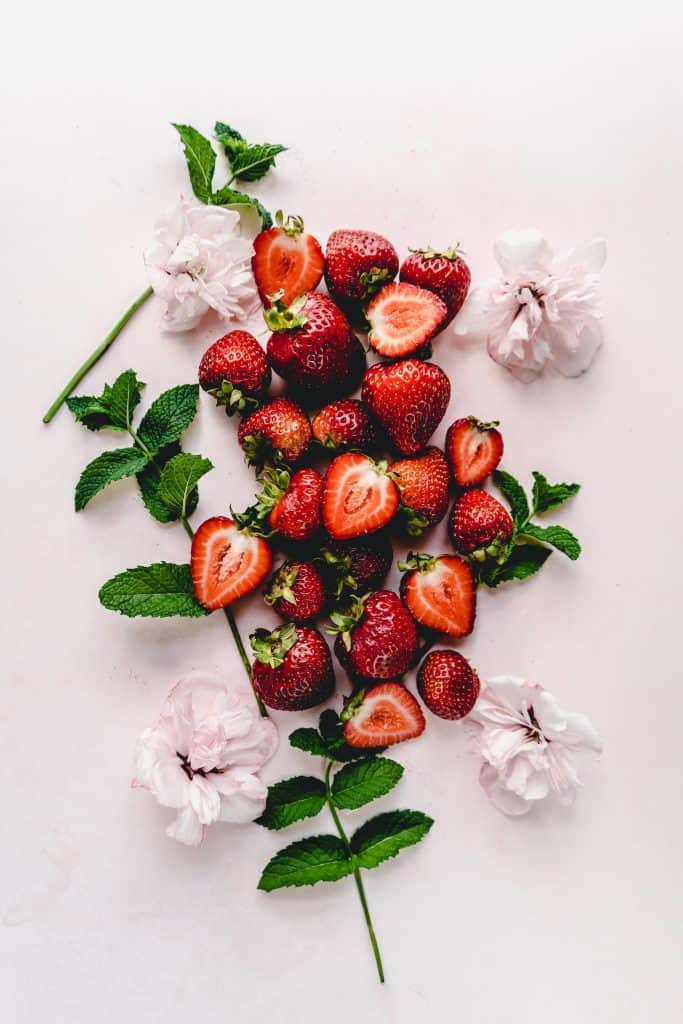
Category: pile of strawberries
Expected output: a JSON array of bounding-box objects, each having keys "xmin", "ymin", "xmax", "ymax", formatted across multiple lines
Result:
[{"xmin": 191, "ymin": 219, "xmax": 510, "ymax": 747}]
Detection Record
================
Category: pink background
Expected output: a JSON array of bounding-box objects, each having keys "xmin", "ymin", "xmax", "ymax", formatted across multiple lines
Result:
[{"xmin": 3, "ymin": 2, "xmax": 682, "ymax": 1020}]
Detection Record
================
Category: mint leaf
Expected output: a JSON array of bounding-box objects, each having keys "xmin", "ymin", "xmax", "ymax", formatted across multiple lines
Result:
[
  {"xmin": 493, "ymin": 470, "xmax": 529, "ymax": 527},
  {"xmin": 483, "ymin": 544, "xmax": 552, "ymax": 587},
  {"xmin": 99, "ymin": 562, "xmax": 208, "ymax": 618},
  {"xmin": 256, "ymin": 776, "xmax": 327, "ymax": 831},
  {"xmin": 210, "ymin": 185, "xmax": 273, "ymax": 229},
  {"xmin": 107, "ymin": 370, "xmax": 145, "ymax": 430},
  {"xmin": 135, "ymin": 443, "xmax": 196, "ymax": 523},
  {"xmin": 332, "ymin": 757, "xmax": 404, "ymax": 811},
  {"xmin": 350, "ymin": 810, "xmax": 433, "ymax": 870},
  {"xmin": 172, "ymin": 124, "xmax": 216, "ymax": 204},
  {"xmin": 66, "ymin": 394, "xmax": 117, "ymax": 432},
  {"xmin": 519, "ymin": 523, "xmax": 581, "ymax": 560},
  {"xmin": 532, "ymin": 472, "xmax": 580, "ymax": 515},
  {"xmin": 257, "ymin": 835, "xmax": 352, "ymax": 891},
  {"xmin": 157, "ymin": 453, "xmax": 213, "ymax": 519},
  {"xmin": 215, "ymin": 122, "xmax": 286, "ymax": 182},
  {"xmin": 137, "ymin": 384, "xmax": 199, "ymax": 455},
  {"xmin": 289, "ymin": 728, "xmax": 331, "ymax": 758},
  {"xmin": 74, "ymin": 447, "xmax": 149, "ymax": 511}
]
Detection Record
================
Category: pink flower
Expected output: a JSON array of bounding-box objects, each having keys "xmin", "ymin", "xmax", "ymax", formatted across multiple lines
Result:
[
  {"xmin": 132, "ymin": 672, "xmax": 278, "ymax": 846},
  {"xmin": 144, "ymin": 197, "xmax": 259, "ymax": 332},
  {"xmin": 453, "ymin": 229, "xmax": 606, "ymax": 382},
  {"xmin": 468, "ymin": 676, "xmax": 602, "ymax": 816}
]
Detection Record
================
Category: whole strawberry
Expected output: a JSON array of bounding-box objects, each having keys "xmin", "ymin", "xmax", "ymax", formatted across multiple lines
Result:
[
  {"xmin": 265, "ymin": 561, "xmax": 327, "ymax": 623},
  {"xmin": 320, "ymin": 533, "xmax": 393, "ymax": 602},
  {"xmin": 325, "ymin": 229, "xmax": 399, "ymax": 306},
  {"xmin": 265, "ymin": 292, "xmax": 365, "ymax": 403},
  {"xmin": 392, "ymin": 446, "xmax": 450, "ymax": 535},
  {"xmin": 198, "ymin": 331, "xmax": 271, "ymax": 414},
  {"xmin": 312, "ymin": 399, "xmax": 379, "ymax": 451},
  {"xmin": 446, "ymin": 417, "xmax": 504, "ymax": 487},
  {"xmin": 238, "ymin": 397, "xmax": 312, "ymax": 468},
  {"xmin": 417, "ymin": 651, "xmax": 480, "ymax": 720},
  {"xmin": 236, "ymin": 466, "xmax": 323, "ymax": 542},
  {"xmin": 400, "ymin": 246, "xmax": 471, "ymax": 325},
  {"xmin": 361, "ymin": 359, "xmax": 451, "ymax": 456},
  {"xmin": 252, "ymin": 211, "xmax": 324, "ymax": 307},
  {"xmin": 330, "ymin": 591, "xmax": 420, "ymax": 684},
  {"xmin": 251, "ymin": 624, "xmax": 334, "ymax": 711},
  {"xmin": 449, "ymin": 489, "xmax": 514, "ymax": 556}
]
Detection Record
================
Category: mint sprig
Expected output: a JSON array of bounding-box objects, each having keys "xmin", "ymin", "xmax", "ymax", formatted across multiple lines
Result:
[{"xmin": 214, "ymin": 122, "xmax": 287, "ymax": 183}]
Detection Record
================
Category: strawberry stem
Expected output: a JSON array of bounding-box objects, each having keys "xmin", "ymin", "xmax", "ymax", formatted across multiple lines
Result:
[
  {"xmin": 42, "ymin": 285, "xmax": 154, "ymax": 424},
  {"xmin": 324, "ymin": 761, "xmax": 385, "ymax": 983}
]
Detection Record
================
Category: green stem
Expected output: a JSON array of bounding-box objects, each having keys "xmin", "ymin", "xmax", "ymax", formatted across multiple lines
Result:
[
  {"xmin": 42, "ymin": 285, "xmax": 154, "ymax": 424},
  {"xmin": 324, "ymin": 762, "xmax": 385, "ymax": 983}
]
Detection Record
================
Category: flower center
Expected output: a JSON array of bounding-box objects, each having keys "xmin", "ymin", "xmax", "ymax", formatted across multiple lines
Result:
[
  {"xmin": 176, "ymin": 751, "xmax": 224, "ymax": 780},
  {"xmin": 525, "ymin": 705, "xmax": 545, "ymax": 742}
]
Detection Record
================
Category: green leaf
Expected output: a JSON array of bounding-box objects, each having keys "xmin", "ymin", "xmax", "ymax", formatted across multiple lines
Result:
[
  {"xmin": 157, "ymin": 453, "xmax": 213, "ymax": 519},
  {"xmin": 74, "ymin": 447, "xmax": 149, "ymax": 511},
  {"xmin": 289, "ymin": 728, "xmax": 331, "ymax": 758},
  {"xmin": 66, "ymin": 394, "xmax": 118, "ymax": 432},
  {"xmin": 350, "ymin": 810, "xmax": 434, "ymax": 870},
  {"xmin": 483, "ymin": 544, "xmax": 552, "ymax": 587},
  {"xmin": 532, "ymin": 472, "xmax": 581, "ymax": 515},
  {"xmin": 257, "ymin": 835, "xmax": 352, "ymax": 891},
  {"xmin": 137, "ymin": 384, "xmax": 199, "ymax": 455},
  {"xmin": 215, "ymin": 121, "xmax": 286, "ymax": 182},
  {"xmin": 172, "ymin": 123, "xmax": 216, "ymax": 203},
  {"xmin": 99, "ymin": 562, "xmax": 208, "ymax": 618},
  {"xmin": 256, "ymin": 776, "xmax": 327, "ymax": 830},
  {"xmin": 107, "ymin": 370, "xmax": 145, "ymax": 429},
  {"xmin": 332, "ymin": 757, "xmax": 404, "ymax": 811},
  {"xmin": 519, "ymin": 523, "xmax": 581, "ymax": 560},
  {"xmin": 493, "ymin": 469, "xmax": 529, "ymax": 527},
  {"xmin": 210, "ymin": 185, "xmax": 273, "ymax": 229}
]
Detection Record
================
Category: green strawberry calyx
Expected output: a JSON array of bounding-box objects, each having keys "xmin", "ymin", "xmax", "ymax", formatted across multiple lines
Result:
[
  {"xmin": 263, "ymin": 291, "xmax": 308, "ymax": 332},
  {"xmin": 326, "ymin": 594, "xmax": 370, "ymax": 651},
  {"xmin": 264, "ymin": 563, "xmax": 300, "ymax": 607},
  {"xmin": 233, "ymin": 466, "xmax": 291, "ymax": 537},
  {"xmin": 397, "ymin": 551, "xmax": 438, "ymax": 574},
  {"xmin": 274, "ymin": 209, "xmax": 305, "ymax": 238},
  {"xmin": 250, "ymin": 623, "xmax": 298, "ymax": 668},
  {"xmin": 408, "ymin": 244, "xmax": 466, "ymax": 262},
  {"xmin": 340, "ymin": 688, "xmax": 367, "ymax": 723}
]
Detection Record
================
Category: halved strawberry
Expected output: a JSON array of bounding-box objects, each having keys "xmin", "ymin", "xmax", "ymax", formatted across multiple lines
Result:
[
  {"xmin": 342, "ymin": 683, "xmax": 426, "ymax": 748},
  {"xmin": 366, "ymin": 282, "xmax": 448, "ymax": 359},
  {"xmin": 322, "ymin": 453, "xmax": 400, "ymax": 540},
  {"xmin": 399, "ymin": 552, "xmax": 476, "ymax": 638},
  {"xmin": 190, "ymin": 516, "xmax": 272, "ymax": 610},
  {"xmin": 446, "ymin": 417, "xmax": 504, "ymax": 487},
  {"xmin": 252, "ymin": 212, "xmax": 324, "ymax": 307}
]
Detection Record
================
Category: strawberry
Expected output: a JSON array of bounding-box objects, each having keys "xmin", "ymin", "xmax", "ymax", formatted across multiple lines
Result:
[
  {"xmin": 251, "ymin": 624, "xmax": 334, "ymax": 711},
  {"xmin": 342, "ymin": 683, "xmax": 426, "ymax": 748},
  {"xmin": 400, "ymin": 246, "xmax": 471, "ymax": 325},
  {"xmin": 324, "ymin": 229, "xmax": 399, "ymax": 305},
  {"xmin": 392, "ymin": 446, "xmax": 450, "ymax": 535},
  {"xmin": 236, "ymin": 466, "xmax": 323, "ymax": 542},
  {"xmin": 319, "ymin": 533, "xmax": 393, "ymax": 602},
  {"xmin": 366, "ymin": 282, "xmax": 447, "ymax": 359},
  {"xmin": 238, "ymin": 397, "xmax": 312, "ymax": 468},
  {"xmin": 446, "ymin": 417, "xmax": 504, "ymax": 487},
  {"xmin": 265, "ymin": 561, "xmax": 327, "ymax": 623},
  {"xmin": 191, "ymin": 516, "xmax": 272, "ymax": 610},
  {"xmin": 449, "ymin": 489, "xmax": 514, "ymax": 556},
  {"xmin": 398, "ymin": 552, "xmax": 476, "ymax": 638},
  {"xmin": 330, "ymin": 591, "xmax": 420, "ymax": 684},
  {"xmin": 322, "ymin": 453, "xmax": 400, "ymax": 540},
  {"xmin": 252, "ymin": 211, "xmax": 324, "ymax": 307},
  {"xmin": 361, "ymin": 359, "xmax": 451, "ymax": 456},
  {"xmin": 265, "ymin": 292, "xmax": 365, "ymax": 403},
  {"xmin": 312, "ymin": 399, "xmax": 379, "ymax": 451},
  {"xmin": 417, "ymin": 651, "xmax": 480, "ymax": 720},
  {"xmin": 198, "ymin": 331, "xmax": 271, "ymax": 414}
]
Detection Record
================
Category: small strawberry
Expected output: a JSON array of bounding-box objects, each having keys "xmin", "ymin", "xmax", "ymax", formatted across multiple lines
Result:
[
  {"xmin": 330, "ymin": 591, "xmax": 420, "ymax": 684},
  {"xmin": 361, "ymin": 359, "xmax": 451, "ymax": 456},
  {"xmin": 446, "ymin": 417, "xmax": 504, "ymax": 487},
  {"xmin": 417, "ymin": 651, "xmax": 480, "ymax": 720},
  {"xmin": 324, "ymin": 229, "xmax": 399, "ymax": 305},
  {"xmin": 342, "ymin": 683, "xmax": 426, "ymax": 748},
  {"xmin": 449, "ymin": 489, "xmax": 514, "ymax": 556},
  {"xmin": 265, "ymin": 292, "xmax": 365, "ymax": 403},
  {"xmin": 191, "ymin": 516, "xmax": 272, "ymax": 610},
  {"xmin": 366, "ymin": 282, "xmax": 447, "ymax": 359},
  {"xmin": 322, "ymin": 453, "xmax": 400, "ymax": 540},
  {"xmin": 398, "ymin": 552, "xmax": 476, "ymax": 638},
  {"xmin": 238, "ymin": 397, "xmax": 312, "ymax": 468},
  {"xmin": 198, "ymin": 331, "xmax": 271, "ymax": 414},
  {"xmin": 311, "ymin": 399, "xmax": 379, "ymax": 451},
  {"xmin": 251, "ymin": 624, "xmax": 334, "ymax": 711},
  {"xmin": 236, "ymin": 466, "xmax": 323, "ymax": 542},
  {"xmin": 319, "ymin": 533, "xmax": 393, "ymax": 602},
  {"xmin": 392, "ymin": 446, "xmax": 450, "ymax": 535},
  {"xmin": 400, "ymin": 246, "xmax": 471, "ymax": 325},
  {"xmin": 252, "ymin": 211, "xmax": 325, "ymax": 307},
  {"xmin": 265, "ymin": 561, "xmax": 327, "ymax": 623}
]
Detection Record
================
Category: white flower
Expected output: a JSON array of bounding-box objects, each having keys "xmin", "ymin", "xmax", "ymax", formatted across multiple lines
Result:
[
  {"xmin": 453, "ymin": 229, "xmax": 606, "ymax": 382},
  {"xmin": 144, "ymin": 197, "xmax": 260, "ymax": 332},
  {"xmin": 132, "ymin": 672, "xmax": 278, "ymax": 846},
  {"xmin": 468, "ymin": 676, "xmax": 602, "ymax": 816}
]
